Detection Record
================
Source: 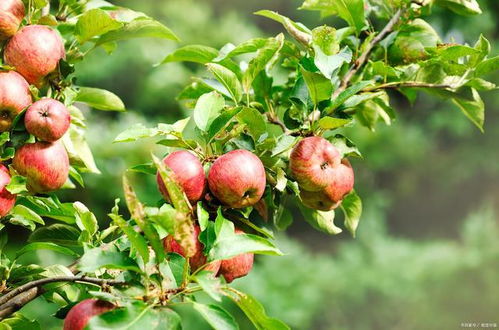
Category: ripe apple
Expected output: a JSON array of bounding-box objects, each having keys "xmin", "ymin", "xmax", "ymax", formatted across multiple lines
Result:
[
  {"xmin": 156, "ymin": 151, "xmax": 206, "ymax": 204},
  {"xmin": 24, "ymin": 98, "xmax": 71, "ymax": 142},
  {"xmin": 289, "ymin": 136, "xmax": 341, "ymax": 192},
  {"xmin": 218, "ymin": 229, "xmax": 254, "ymax": 283},
  {"xmin": 63, "ymin": 299, "xmax": 115, "ymax": 330},
  {"xmin": 0, "ymin": 0, "xmax": 25, "ymax": 40},
  {"xmin": 0, "ymin": 164, "xmax": 16, "ymax": 217},
  {"xmin": 163, "ymin": 224, "xmax": 221, "ymax": 273},
  {"xmin": 300, "ymin": 189, "xmax": 340, "ymax": 211},
  {"xmin": 0, "ymin": 70, "xmax": 32, "ymax": 132},
  {"xmin": 4, "ymin": 25, "xmax": 65, "ymax": 87},
  {"xmin": 12, "ymin": 141, "xmax": 69, "ymax": 193},
  {"xmin": 323, "ymin": 159, "xmax": 354, "ymax": 204},
  {"xmin": 208, "ymin": 149, "xmax": 266, "ymax": 208}
]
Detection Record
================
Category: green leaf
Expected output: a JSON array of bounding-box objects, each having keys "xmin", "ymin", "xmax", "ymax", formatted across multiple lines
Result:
[
  {"xmin": 220, "ymin": 38, "xmax": 268, "ymax": 60},
  {"xmin": 193, "ymin": 271, "xmax": 224, "ymax": 302},
  {"xmin": 161, "ymin": 45, "xmax": 219, "ymax": 64},
  {"xmin": 207, "ymin": 63, "xmax": 243, "ymax": 104},
  {"xmin": 236, "ymin": 107, "xmax": 267, "ymax": 141},
  {"xmin": 340, "ymin": 190, "xmax": 362, "ymax": 237},
  {"xmin": 194, "ymin": 92, "xmax": 225, "ymax": 132},
  {"xmin": 87, "ymin": 301, "xmax": 181, "ymax": 330},
  {"xmin": 15, "ymin": 242, "xmax": 78, "ymax": 259},
  {"xmin": 146, "ymin": 204, "xmax": 177, "ymax": 235},
  {"xmin": 435, "ymin": 0, "xmax": 482, "ymax": 15},
  {"xmin": 75, "ymin": 9, "xmax": 122, "ymax": 43},
  {"xmin": 17, "ymin": 196, "xmax": 76, "ymax": 223},
  {"xmin": 0, "ymin": 313, "xmax": 41, "ymax": 330},
  {"xmin": 312, "ymin": 26, "xmax": 340, "ymax": 55},
  {"xmin": 314, "ymin": 117, "xmax": 351, "ymax": 131},
  {"xmin": 192, "ymin": 302, "xmax": 238, "ymax": 330},
  {"xmin": 208, "ymin": 106, "xmax": 243, "ymax": 141},
  {"xmin": 326, "ymin": 134, "xmax": 362, "ymax": 158},
  {"xmin": 28, "ymin": 224, "xmax": 81, "ymax": 246},
  {"xmin": 96, "ymin": 17, "xmax": 179, "ymax": 46},
  {"xmin": 63, "ymin": 125, "xmax": 100, "ymax": 174},
  {"xmin": 301, "ymin": 0, "xmax": 366, "ymax": 34},
  {"xmin": 313, "ymin": 45, "xmax": 352, "ymax": 79},
  {"xmin": 327, "ymin": 80, "xmax": 372, "ymax": 113},
  {"xmin": 474, "ymin": 56, "xmax": 499, "ymax": 77},
  {"xmin": 75, "ymin": 87, "xmax": 125, "ymax": 111},
  {"xmin": 73, "ymin": 202, "xmax": 98, "ymax": 236},
  {"xmin": 209, "ymin": 232, "xmax": 282, "ymax": 261},
  {"xmin": 254, "ymin": 10, "xmax": 311, "ymax": 34},
  {"xmin": 10, "ymin": 205, "xmax": 44, "ymax": 227},
  {"xmin": 5, "ymin": 175, "xmax": 28, "ymax": 194},
  {"xmin": 114, "ymin": 124, "xmax": 163, "ymax": 143},
  {"xmin": 452, "ymin": 88, "xmax": 484, "ymax": 132},
  {"xmin": 223, "ymin": 289, "xmax": 289, "ymax": 330},
  {"xmin": 79, "ymin": 245, "xmax": 141, "ymax": 273},
  {"xmin": 437, "ymin": 45, "xmax": 480, "ymax": 61},
  {"xmin": 300, "ymin": 69, "xmax": 333, "ymax": 105},
  {"xmin": 109, "ymin": 213, "xmax": 150, "ymax": 264},
  {"xmin": 298, "ymin": 204, "xmax": 342, "ymax": 235}
]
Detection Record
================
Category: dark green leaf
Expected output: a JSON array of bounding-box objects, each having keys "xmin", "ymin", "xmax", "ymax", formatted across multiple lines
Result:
[
  {"xmin": 15, "ymin": 242, "xmax": 78, "ymax": 258},
  {"xmin": 28, "ymin": 224, "xmax": 81, "ymax": 246}
]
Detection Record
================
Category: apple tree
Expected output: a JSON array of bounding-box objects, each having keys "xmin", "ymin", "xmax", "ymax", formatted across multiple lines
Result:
[{"xmin": 1, "ymin": 0, "xmax": 498, "ymax": 329}]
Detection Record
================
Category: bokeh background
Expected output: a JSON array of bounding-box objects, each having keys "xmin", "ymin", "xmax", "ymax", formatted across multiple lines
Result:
[{"xmin": 14, "ymin": 0, "xmax": 499, "ymax": 328}]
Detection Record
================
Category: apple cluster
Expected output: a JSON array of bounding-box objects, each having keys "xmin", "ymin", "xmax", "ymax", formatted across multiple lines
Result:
[
  {"xmin": 290, "ymin": 136, "xmax": 355, "ymax": 211},
  {"xmin": 0, "ymin": 0, "xmax": 71, "ymax": 216}
]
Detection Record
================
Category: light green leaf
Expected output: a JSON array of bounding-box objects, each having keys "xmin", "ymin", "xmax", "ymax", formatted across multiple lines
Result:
[
  {"xmin": 314, "ymin": 117, "xmax": 351, "ymax": 131},
  {"xmin": 193, "ymin": 271, "xmax": 224, "ymax": 302},
  {"xmin": 73, "ymin": 202, "xmax": 98, "ymax": 236},
  {"xmin": 207, "ymin": 63, "xmax": 243, "ymax": 104},
  {"xmin": 194, "ymin": 92, "xmax": 225, "ymax": 132},
  {"xmin": 298, "ymin": 204, "xmax": 342, "ymax": 235},
  {"xmin": 15, "ymin": 242, "xmax": 78, "ymax": 258},
  {"xmin": 220, "ymin": 38, "xmax": 268, "ymax": 60},
  {"xmin": 79, "ymin": 245, "xmax": 141, "ymax": 273},
  {"xmin": 236, "ymin": 107, "xmax": 267, "ymax": 141},
  {"xmin": 341, "ymin": 190, "xmax": 362, "ymax": 237},
  {"xmin": 192, "ymin": 303, "xmax": 238, "ymax": 330},
  {"xmin": 10, "ymin": 205, "xmax": 44, "ymax": 226},
  {"xmin": 161, "ymin": 45, "xmax": 219, "ymax": 64},
  {"xmin": 301, "ymin": 0, "xmax": 365, "ymax": 34},
  {"xmin": 109, "ymin": 213, "xmax": 150, "ymax": 264},
  {"xmin": 474, "ymin": 56, "xmax": 499, "ymax": 77},
  {"xmin": 209, "ymin": 233, "xmax": 282, "ymax": 261},
  {"xmin": 327, "ymin": 80, "xmax": 372, "ymax": 113},
  {"xmin": 28, "ymin": 224, "xmax": 81, "ymax": 246},
  {"xmin": 5, "ymin": 175, "xmax": 28, "ymax": 194},
  {"xmin": 300, "ymin": 69, "xmax": 333, "ymax": 105},
  {"xmin": 208, "ymin": 106, "xmax": 243, "ymax": 142},
  {"xmin": 75, "ymin": 87, "xmax": 125, "ymax": 111},
  {"xmin": 435, "ymin": 0, "xmax": 482, "ymax": 15},
  {"xmin": 452, "ymin": 88, "xmax": 484, "ymax": 132},
  {"xmin": 75, "ymin": 8, "xmax": 122, "ymax": 43}
]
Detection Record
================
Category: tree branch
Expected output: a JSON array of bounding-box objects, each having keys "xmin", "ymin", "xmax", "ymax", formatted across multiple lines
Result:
[
  {"xmin": 332, "ymin": 8, "xmax": 405, "ymax": 100},
  {"xmin": 0, "ymin": 276, "xmax": 126, "ymax": 320}
]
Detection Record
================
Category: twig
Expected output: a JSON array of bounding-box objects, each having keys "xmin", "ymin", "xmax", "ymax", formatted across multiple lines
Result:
[
  {"xmin": 266, "ymin": 113, "xmax": 292, "ymax": 135},
  {"xmin": 0, "ymin": 288, "xmax": 40, "ymax": 320},
  {"xmin": 364, "ymin": 81, "xmax": 452, "ymax": 91},
  {"xmin": 332, "ymin": 8, "xmax": 405, "ymax": 100}
]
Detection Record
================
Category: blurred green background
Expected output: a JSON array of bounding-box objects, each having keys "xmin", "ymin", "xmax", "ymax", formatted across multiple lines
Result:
[{"xmin": 17, "ymin": 0, "xmax": 499, "ymax": 328}]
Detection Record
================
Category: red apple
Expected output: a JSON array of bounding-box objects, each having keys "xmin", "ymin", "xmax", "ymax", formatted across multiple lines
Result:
[
  {"xmin": 12, "ymin": 141, "xmax": 69, "ymax": 193},
  {"xmin": 218, "ymin": 229, "xmax": 254, "ymax": 283},
  {"xmin": 63, "ymin": 299, "xmax": 115, "ymax": 330},
  {"xmin": 0, "ymin": 164, "xmax": 16, "ymax": 217},
  {"xmin": 208, "ymin": 149, "xmax": 266, "ymax": 208},
  {"xmin": 0, "ymin": 0, "xmax": 25, "ymax": 40},
  {"xmin": 289, "ymin": 136, "xmax": 341, "ymax": 191},
  {"xmin": 163, "ymin": 224, "xmax": 221, "ymax": 273},
  {"xmin": 300, "ymin": 189, "xmax": 340, "ymax": 211},
  {"xmin": 323, "ymin": 159, "xmax": 354, "ymax": 204},
  {"xmin": 24, "ymin": 98, "xmax": 71, "ymax": 142},
  {"xmin": 4, "ymin": 25, "xmax": 65, "ymax": 87},
  {"xmin": 156, "ymin": 151, "xmax": 206, "ymax": 204},
  {"xmin": 0, "ymin": 70, "xmax": 32, "ymax": 132}
]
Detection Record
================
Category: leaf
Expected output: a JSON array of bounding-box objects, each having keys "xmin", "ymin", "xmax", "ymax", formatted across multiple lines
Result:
[
  {"xmin": 236, "ymin": 107, "xmax": 267, "ymax": 141},
  {"xmin": 208, "ymin": 107, "xmax": 243, "ymax": 142},
  {"xmin": 313, "ymin": 46, "xmax": 352, "ymax": 79},
  {"xmin": 96, "ymin": 17, "xmax": 179, "ymax": 46},
  {"xmin": 435, "ymin": 0, "xmax": 482, "ymax": 15},
  {"xmin": 10, "ymin": 205, "xmax": 44, "ymax": 227},
  {"xmin": 63, "ymin": 125, "xmax": 100, "ymax": 174},
  {"xmin": 79, "ymin": 245, "xmax": 141, "ymax": 273},
  {"xmin": 192, "ymin": 303, "xmax": 238, "ymax": 330},
  {"xmin": 5, "ymin": 175, "xmax": 28, "ymax": 194},
  {"xmin": 297, "ymin": 205, "xmax": 342, "ymax": 235},
  {"xmin": 300, "ymin": 69, "xmax": 333, "ymax": 105},
  {"xmin": 220, "ymin": 38, "xmax": 268, "ymax": 60},
  {"xmin": 340, "ymin": 190, "xmax": 362, "ymax": 237},
  {"xmin": 114, "ymin": 124, "xmax": 164, "ymax": 143},
  {"xmin": 314, "ymin": 117, "xmax": 351, "ymax": 131},
  {"xmin": 73, "ymin": 202, "xmax": 98, "ymax": 236},
  {"xmin": 0, "ymin": 313, "xmax": 41, "ymax": 330},
  {"xmin": 193, "ymin": 92, "xmax": 225, "ymax": 132},
  {"xmin": 223, "ymin": 288, "xmax": 289, "ymax": 330},
  {"xmin": 327, "ymin": 80, "xmax": 372, "ymax": 113},
  {"xmin": 108, "ymin": 213, "xmax": 150, "ymax": 264},
  {"xmin": 28, "ymin": 224, "xmax": 81, "ymax": 246},
  {"xmin": 209, "ymin": 233, "xmax": 282, "ymax": 261},
  {"xmin": 193, "ymin": 271, "xmax": 223, "ymax": 302},
  {"xmin": 474, "ymin": 56, "xmax": 499, "ymax": 77},
  {"xmin": 87, "ymin": 301, "xmax": 181, "ymax": 330},
  {"xmin": 301, "ymin": 0, "xmax": 365, "ymax": 34},
  {"xmin": 437, "ymin": 45, "xmax": 480, "ymax": 61},
  {"xmin": 75, "ymin": 8, "xmax": 122, "ymax": 43},
  {"xmin": 207, "ymin": 63, "xmax": 243, "ymax": 104},
  {"xmin": 161, "ymin": 45, "xmax": 219, "ymax": 64},
  {"xmin": 15, "ymin": 242, "xmax": 78, "ymax": 258},
  {"xmin": 327, "ymin": 134, "xmax": 362, "ymax": 158},
  {"xmin": 75, "ymin": 87, "xmax": 125, "ymax": 111},
  {"xmin": 17, "ymin": 196, "xmax": 77, "ymax": 224},
  {"xmin": 452, "ymin": 88, "xmax": 484, "ymax": 132}
]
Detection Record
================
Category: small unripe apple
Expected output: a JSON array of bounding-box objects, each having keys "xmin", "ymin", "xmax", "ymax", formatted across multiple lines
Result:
[
  {"xmin": 0, "ymin": 164, "xmax": 16, "ymax": 217},
  {"xmin": 0, "ymin": 70, "xmax": 32, "ymax": 132},
  {"xmin": 218, "ymin": 229, "xmax": 254, "ymax": 283},
  {"xmin": 208, "ymin": 149, "xmax": 266, "ymax": 208},
  {"xmin": 323, "ymin": 159, "xmax": 354, "ymax": 203},
  {"xmin": 156, "ymin": 151, "xmax": 206, "ymax": 204},
  {"xmin": 63, "ymin": 299, "xmax": 115, "ymax": 330},
  {"xmin": 163, "ymin": 225, "xmax": 221, "ymax": 273},
  {"xmin": 300, "ymin": 189, "xmax": 340, "ymax": 211},
  {"xmin": 4, "ymin": 25, "xmax": 65, "ymax": 87},
  {"xmin": 0, "ymin": 0, "xmax": 25, "ymax": 40},
  {"xmin": 24, "ymin": 98, "xmax": 71, "ymax": 142},
  {"xmin": 289, "ymin": 136, "xmax": 341, "ymax": 192},
  {"xmin": 12, "ymin": 141, "xmax": 69, "ymax": 193}
]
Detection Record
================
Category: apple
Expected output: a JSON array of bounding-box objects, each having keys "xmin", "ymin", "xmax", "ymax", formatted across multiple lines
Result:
[
  {"xmin": 12, "ymin": 141, "xmax": 69, "ymax": 193},
  {"xmin": 156, "ymin": 150, "xmax": 206, "ymax": 204},
  {"xmin": 218, "ymin": 229, "xmax": 254, "ymax": 283},
  {"xmin": 63, "ymin": 299, "xmax": 115, "ymax": 330},
  {"xmin": 0, "ymin": 164, "xmax": 16, "ymax": 217},
  {"xmin": 4, "ymin": 25, "xmax": 65, "ymax": 87},
  {"xmin": 300, "ymin": 189, "xmax": 340, "ymax": 211},
  {"xmin": 0, "ymin": 70, "xmax": 32, "ymax": 132},
  {"xmin": 289, "ymin": 136, "xmax": 341, "ymax": 192},
  {"xmin": 208, "ymin": 149, "xmax": 266, "ymax": 208},
  {"xmin": 323, "ymin": 159, "xmax": 354, "ymax": 204},
  {"xmin": 24, "ymin": 98, "xmax": 71, "ymax": 142},
  {"xmin": 0, "ymin": 0, "xmax": 25, "ymax": 40},
  {"xmin": 163, "ymin": 224, "xmax": 221, "ymax": 273}
]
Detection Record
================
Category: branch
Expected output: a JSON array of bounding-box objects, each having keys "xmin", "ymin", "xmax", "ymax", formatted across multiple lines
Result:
[
  {"xmin": 364, "ymin": 81, "xmax": 452, "ymax": 92},
  {"xmin": 0, "ymin": 276, "xmax": 126, "ymax": 320},
  {"xmin": 332, "ymin": 8, "xmax": 405, "ymax": 99}
]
